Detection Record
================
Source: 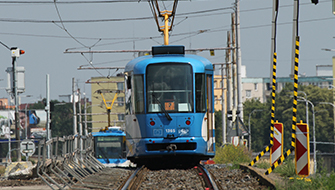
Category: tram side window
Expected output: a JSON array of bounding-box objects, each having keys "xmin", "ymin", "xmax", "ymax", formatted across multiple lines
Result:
[
  {"xmin": 195, "ymin": 73, "xmax": 206, "ymax": 112},
  {"xmin": 126, "ymin": 76, "xmax": 131, "ymax": 90},
  {"xmin": 134, "ymin": 75, "xmax": 144, "ymax": 113},
  {"xmin": 125, "ymin": 75, "xmax": 132, "ymax": 115}
]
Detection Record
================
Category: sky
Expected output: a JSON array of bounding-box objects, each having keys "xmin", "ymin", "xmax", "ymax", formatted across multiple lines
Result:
[{"xmin": 0, "ymin": 0, "xmax": 334, "ymax": 102}]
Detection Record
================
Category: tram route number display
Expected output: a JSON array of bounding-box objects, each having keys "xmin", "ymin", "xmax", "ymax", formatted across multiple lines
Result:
[{"xmin": 165, "ymin": 102, "xmax": 175, "ymax": 111}]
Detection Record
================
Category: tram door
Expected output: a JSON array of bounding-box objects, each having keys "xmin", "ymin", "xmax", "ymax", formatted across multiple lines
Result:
[{"xmin": 206, "ymin": 74, "xmax": 214, "ymax": 152}]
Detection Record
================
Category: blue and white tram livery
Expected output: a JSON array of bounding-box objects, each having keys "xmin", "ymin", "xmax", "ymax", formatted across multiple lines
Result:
[
  {"xmin": 124, "ymin": 45, "xmax": 215, "ymax": 166},
  {"xmin": 92, "ymin": 126, "xmax": 130, "ymax": 167}
]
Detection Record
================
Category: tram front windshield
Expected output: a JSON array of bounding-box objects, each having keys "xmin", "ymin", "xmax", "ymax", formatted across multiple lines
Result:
[
  {"xmin": 146, "ymin": 63, "xmax": 193, "ymax": 113},
  {"xmin": 95, "ymin": 136, "xmax": 123, "ymax": 159}
]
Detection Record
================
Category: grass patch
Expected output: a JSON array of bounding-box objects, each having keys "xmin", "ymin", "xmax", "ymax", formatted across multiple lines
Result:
[
  {"xmin": 213, "ymin": 144, "xmax": 251, "ymax": 167},
  {"xmin": 253, "ymin": 159, "xmax": 271, "ymax": 169},
  {"xmin": 278, "ymin": 171, "xmax": 335, "ymax": 190},
  {"xmin": 273, "ymin": 157, "xmax": 296, "ymax": 178},
  {"xmin": 0, "ymin": 165, "xmax": 5, "ymax": 176}
]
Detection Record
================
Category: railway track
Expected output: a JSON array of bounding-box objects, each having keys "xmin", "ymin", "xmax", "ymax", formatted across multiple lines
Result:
[
  {"xmin": 1, "ymin": 164, "xmax": 273, "ymax": 189},
  {"xmin": 118, "ymin": 164, "xmax": 222, "ymax": 190}
]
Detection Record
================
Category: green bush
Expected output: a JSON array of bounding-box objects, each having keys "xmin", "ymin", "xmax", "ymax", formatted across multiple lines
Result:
[
  {"xmin": 214, "ymin": 145, "xmax": 251, "ymax": 166},
  {"xmin": 254, "ymin": 159, "xmax": 271, "ymax": 169},
  {"xmin": 273, "ymin": 157, "xmax": 296, "ymax": 177}
]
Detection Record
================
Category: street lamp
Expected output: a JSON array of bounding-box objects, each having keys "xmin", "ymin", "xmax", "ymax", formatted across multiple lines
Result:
[
  {"xmin": 296, "ymin": 96, "xmax": 316, "ymax": 173},
  {"xmin": 298, "ymin": 91, "xmax": 308, "ymax": 127},
  {"xmin": 248, "ymin": 109, "xmax": 263, "ymax": 151},
  {"xmin": 318, "ymin": 102, "xmax": 335, "ymax": 154}
]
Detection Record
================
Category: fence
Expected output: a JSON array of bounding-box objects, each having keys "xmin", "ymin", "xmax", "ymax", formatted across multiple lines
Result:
[{"xmin": 36, "ymin": 134, "xmax": 106, "ymax": 190}]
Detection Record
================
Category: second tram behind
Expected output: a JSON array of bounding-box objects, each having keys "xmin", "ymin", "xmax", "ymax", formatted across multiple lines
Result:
[
  {"xmin": 92, "ymin": 126, "xmax": 129, "ymax": 167},
  {"xmin": 124, "ymin": 45, "xmax": 215, "ymax": 166}
]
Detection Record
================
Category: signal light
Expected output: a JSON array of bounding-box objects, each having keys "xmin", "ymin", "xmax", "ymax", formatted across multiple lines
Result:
[
  {"xmin": 150, "ymin": 121, "xmax": 155, "ymax": 126},
  {"xmin": 186, "ymin": 120, "xmax": 191, "ymax": 125},
  {"xmin": 11, "ymin": 47, "xmax": 25, "ymax": 58},
  {"xmin": 210, "ymin": 49, "xmax": 215, "ymax": 56}
]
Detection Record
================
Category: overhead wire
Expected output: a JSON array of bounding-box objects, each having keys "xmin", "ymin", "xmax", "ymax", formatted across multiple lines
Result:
[
  {"xmin": 0, "ymin": 1, "xmax": 331, "ymax": 53},
  {"xmin": 0, "ymin": 7, "xmax": 233, "ymax": 23},
  {"xmin": 0, "ymin": 40, "xmax": 10, "ymax": 50},
  {"xmin": 0, "ymin": 0, "xmax": 143, "ymax": 4},
  {"xmin": 53, "ymin": 0, "xmax": 88, "ymax": 48},
  {"xmin": 52, "ymin": 0, "xmax": 110, "ymax": 77},
  {"xmin": 81, "ymin": 52, "xmax": 105, "ymax": 77}
]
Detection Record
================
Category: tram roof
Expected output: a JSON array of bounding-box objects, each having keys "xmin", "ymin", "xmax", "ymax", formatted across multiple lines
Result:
[
  {"xmin": 92, "ymin": 131, "xmax": 125, "ymax": 137},
  {"xmin": 125, "ymin": 54, "xmax": 213, "ymax": 74}
]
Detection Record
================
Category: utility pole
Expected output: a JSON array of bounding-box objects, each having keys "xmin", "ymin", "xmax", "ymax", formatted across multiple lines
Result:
[
  {"xmin": 78, "ymin": 88, "xmax": 83, "ymax": 159},
  {"xmin": 11, "ymin": 47, "xmax": 24, "ymax": 162},
  {"xmin": 72, "ymin": 78, "xmax": 78, "ymax": 151},
  {"xmin": 46, "ymin": 74, "xmax": 51, "ymax": 158},
  {"xmin": 84, "ymin": 92, "xmax": 88, "ymax": 136},
  {"xmin": 224, "ymin": 31, "xmax": 232, "ymax": 144},
  {"xmin": 235, "ymin": 0, "xmax": 243, "ymax": 121}
]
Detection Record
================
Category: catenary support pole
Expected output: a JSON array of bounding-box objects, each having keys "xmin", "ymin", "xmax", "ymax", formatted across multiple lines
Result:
[
  {"xmin": 46, "ymin": 74, "xmax": 51, "ymax": 158},
  {"xmin": 72, "ymin": 78, "xmax": 78, "ymax": 151}
]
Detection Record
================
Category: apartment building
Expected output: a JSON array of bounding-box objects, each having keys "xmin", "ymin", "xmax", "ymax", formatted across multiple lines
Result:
[
  {"xmin": 242, "ymin": 76, "xmax": 333, "ymax": 103},
  {"xmin": 90, "ymin": 74, "xmax": 125, "ymax": 132},
  {"xmin": 213, "ymin": 75, "xmax": 333, "ymax": 111}
]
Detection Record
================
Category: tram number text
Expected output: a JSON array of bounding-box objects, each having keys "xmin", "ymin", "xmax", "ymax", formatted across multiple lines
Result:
[{"xmin": 165, "ymin": 129, "xmax": 175, "ymax": 133}]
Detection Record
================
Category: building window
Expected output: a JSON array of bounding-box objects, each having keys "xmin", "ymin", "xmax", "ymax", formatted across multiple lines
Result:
[
  {"xmin": 214, "ymin": 96, "xmax": 218, "ymax": 104},
  {"xmin": 214, "ymin": 80, "xmax": 217, "ymax": 88},
  {"xmin": 117, "ymin": 97, "xmax": 124, "ymax": 106},
  {"xmin": 118, "ymin": 114, "xmax": 125, "ymax": 121},
  {"xmin": 266, "ymin": 83, "xmax": 271, "ymax": 91},
  {"xmin": 117, "ymin": 82, "xmax": 124, "ymax": 91},
  {"xmin": 254, "ymin": 83, "xmax": 258, "ymax": 91},
  {"xmin": 246, "ymin": 90, "xmax": 251, "ymax": 98}
]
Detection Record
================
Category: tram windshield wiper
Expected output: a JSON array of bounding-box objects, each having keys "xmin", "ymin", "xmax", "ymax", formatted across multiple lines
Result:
[{"xmin": 152, "ymin": 94, "xmax": 172, "ymax": 121}]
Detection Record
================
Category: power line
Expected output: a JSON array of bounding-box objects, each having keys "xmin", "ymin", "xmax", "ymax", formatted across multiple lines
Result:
[
  {"xmin": 0, "ymin": 0, "xmax": 143, "ymax": 4},
  {"xmin": 0, "ymin": 7, "xmax": 230, "ymax": 23},
  {"xmin": 53, "ymin": 1, "xmax": 88, "ymax": 48},
  {"xmin": 0, "ymin": 40, "xmax": 10, "ymax": 50}
]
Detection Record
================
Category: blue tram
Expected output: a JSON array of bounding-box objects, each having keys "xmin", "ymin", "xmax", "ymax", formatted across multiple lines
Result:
[
  {"xmin": 92, "ymin": 126, "xmax": 129, "ymax": 167},
  {"xmin": 124, "ymin": 45, "xmax": 215, "ymax": 166}
]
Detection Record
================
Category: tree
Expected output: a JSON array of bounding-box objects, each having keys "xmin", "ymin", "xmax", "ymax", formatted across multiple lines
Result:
[
  {"xmin": 243, "ymin": 99, "xmax": 268, "ymax": 151},
  {"xmin": 215, "ymin": 110, "xmax": 223, "ymax": 146},
  {"xmin": 29, "ymin": 99, "xmax": 91, "ymax": 137},
  {"xmin": 243, "ymin": 83, "xmax": 334, "ymax": 153}
]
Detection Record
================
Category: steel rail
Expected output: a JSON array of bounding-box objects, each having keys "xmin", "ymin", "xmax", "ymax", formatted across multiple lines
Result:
[
  {"xmin": 195, "ymin": 164, "xmax": 219, "ymax": 190},
  {"xmin": 119, "ymin": 165, "xmax": 146, "ymax": 190}
]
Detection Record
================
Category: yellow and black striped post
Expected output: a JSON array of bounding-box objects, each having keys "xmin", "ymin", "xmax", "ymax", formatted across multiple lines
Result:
[
  {"xmin": 249, "ymin": 52, "xmax": 277, "ymax": 166},
  {"xmin": 265, "ymin": 36, "xmax": 300, "ymax": 175}
]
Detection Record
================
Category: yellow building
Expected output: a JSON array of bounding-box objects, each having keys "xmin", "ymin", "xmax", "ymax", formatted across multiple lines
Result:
[
  {"xmin": 90, "ymin": 75, "xmax": 125, "ymax": 132},
  {"xmin": 214, "ymin": 74, "xmax": 227, "ymax": 111}
]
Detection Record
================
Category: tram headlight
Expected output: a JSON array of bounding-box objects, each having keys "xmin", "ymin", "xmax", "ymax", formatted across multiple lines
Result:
[{"xmin": 178, "ymin": 128, "xmax": 190, "ymax": 136}]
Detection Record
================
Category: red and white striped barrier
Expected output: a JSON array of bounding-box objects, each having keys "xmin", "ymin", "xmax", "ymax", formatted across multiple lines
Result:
[
  {"xmin": 270, "ymin": 122, "xmax": 283, "ymax": 165},
  {"xmin": 231, "ymin": 136, "xmax": 239, "ymax": 146},
  {"xmin": 295, "ymin": 121, "xmax": 310, "ymax": 177}
]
